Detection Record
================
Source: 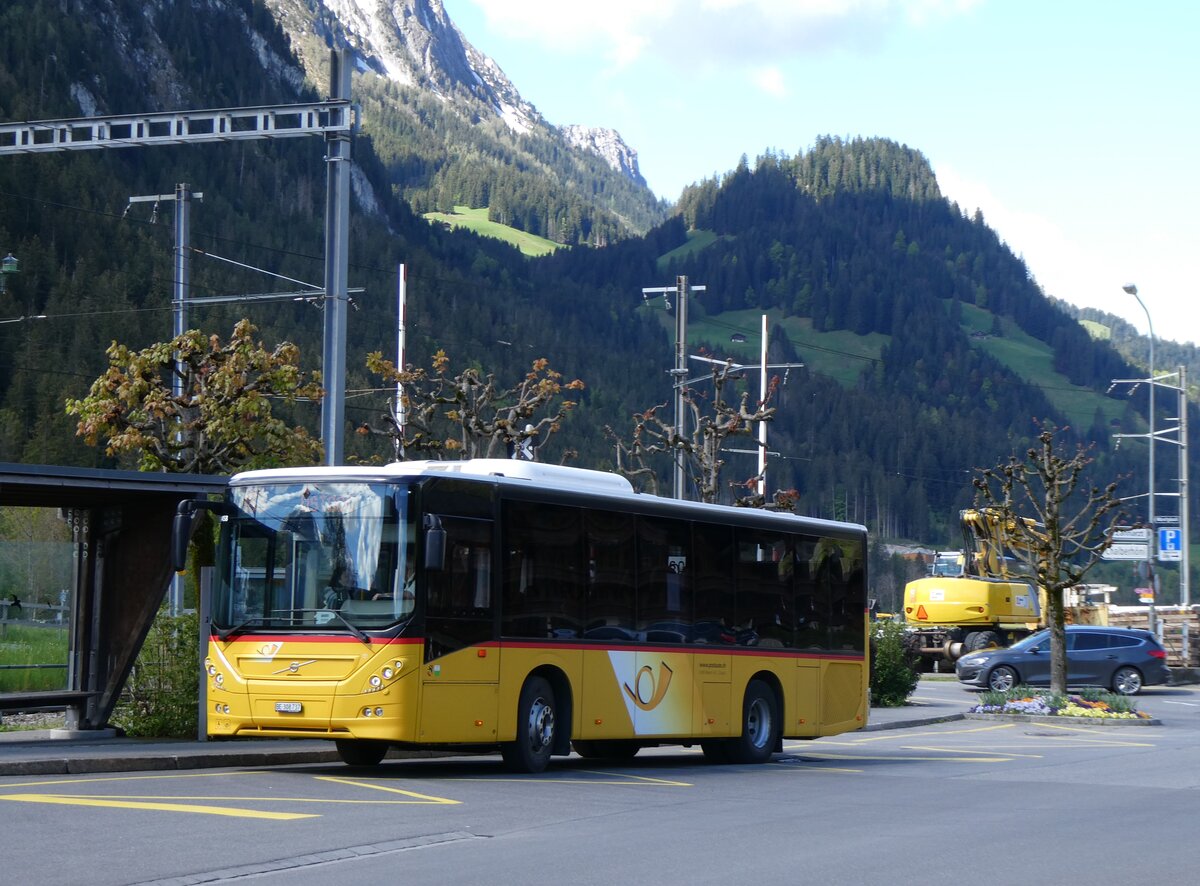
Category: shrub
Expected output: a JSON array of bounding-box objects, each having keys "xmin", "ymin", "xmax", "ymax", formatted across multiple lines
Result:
[
  {"xmin": 870, "ymin": 620, "xmax": 921, "ymax": 707},
  {"xmin": 111, "ymin": 607, "xmax": 199, "ymax": 737}
]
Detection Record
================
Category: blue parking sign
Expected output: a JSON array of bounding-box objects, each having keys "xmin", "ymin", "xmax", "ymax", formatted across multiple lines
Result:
[{"xmin": 1158, "ymin": 527, "xmax": 1182, "ymax": 562}]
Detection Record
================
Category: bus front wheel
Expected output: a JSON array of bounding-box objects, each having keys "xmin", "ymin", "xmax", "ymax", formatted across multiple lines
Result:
[
  {"xmin": 502, "ymin": 676, "xmax": 557, "ymax": 773},
  {"xmin": 727, "ymin": 680, "xmax": 779, "ymax": 764}
]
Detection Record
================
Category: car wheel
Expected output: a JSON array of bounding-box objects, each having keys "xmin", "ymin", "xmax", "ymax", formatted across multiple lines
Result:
[
  {"xmin": 1112, "ymin": 665, "xmax": 1144, "ymax": 696},
  {"xmin": 987, "ymin": 665, "xmax": 1018, "ymax": 692}
]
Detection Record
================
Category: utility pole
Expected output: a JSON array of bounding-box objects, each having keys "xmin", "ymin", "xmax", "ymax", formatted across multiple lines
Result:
[
  {"xmin": 127, "ymin": 184, "xmax": 201, "ymax": 616},
  {"xmin": 322, "ymin": 49, "xmax": 353, "ymax": 466},
  {"xmin": 642, "ymin": 275, "xmax": 705, "ymax": 499},
  {"xmin": 393, "ymin": 263, "xmax": 407, "ymax": 462}
]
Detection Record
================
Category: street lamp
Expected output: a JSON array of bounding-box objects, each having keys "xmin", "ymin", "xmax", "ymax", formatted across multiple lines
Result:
[{"xmin": 1125, "ymin": 283, "xmax": 1157, "ymax": 630}]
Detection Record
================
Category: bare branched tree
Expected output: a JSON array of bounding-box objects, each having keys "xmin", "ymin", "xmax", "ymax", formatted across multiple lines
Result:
[
  {"xmin": 361, "ymin": 350, "xmax": 585, "ymax": 461},
  {"xmin": 972, "ymin": 423, "xmax": 1124, "ymax": 695},
  {"xmin": 606, "ymin": 359, "xmax": 778, "ymax": 503}
]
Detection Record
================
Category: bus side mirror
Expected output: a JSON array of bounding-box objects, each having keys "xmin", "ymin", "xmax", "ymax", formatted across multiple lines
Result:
[
  {"xmin": 172, "ymin": 509, "xmax": 194, "ymax": 573},
  {"xmin": 172, "ymin": 499, "xmax": 236, "ymax": 573},
  {"xmin": 424, "ymin": 514, "xmax": 446, "ymax": 571}
]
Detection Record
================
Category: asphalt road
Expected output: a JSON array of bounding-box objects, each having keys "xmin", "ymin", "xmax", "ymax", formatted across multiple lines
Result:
[{"xmin": 3, "ymin": 679, "xmax": 1198, "ymax": 886}]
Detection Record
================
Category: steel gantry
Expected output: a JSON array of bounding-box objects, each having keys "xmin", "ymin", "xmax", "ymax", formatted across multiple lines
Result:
[{"xmin": 1, "ymin": 49, "xmax": 358, "ymax": 465}]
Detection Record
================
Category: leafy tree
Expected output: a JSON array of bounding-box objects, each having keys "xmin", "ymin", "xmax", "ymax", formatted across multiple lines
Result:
[
  {"xmin": 360, "ymin": 350, "xmax": 585, "ymax": 461},
  {"xmin": 65, "ymin": 319, "xmax": 323, "ymax": 474},
  {"xmin": 871, "ymin": 619, "xmax": 921, "ymax": 706},
  {"xmin": 972, "ymin": 424, "xmax": 1124, "ymax": 695},
  {"xmin": 607, "ymin": 360, "xmax": 778, "ymax": 504}
]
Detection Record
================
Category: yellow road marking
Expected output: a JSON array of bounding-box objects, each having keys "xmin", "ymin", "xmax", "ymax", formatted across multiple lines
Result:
[
  {"xmin": 0, "ymin": 793, "xmax": 315, "ymax": 820},
  {"xmin": 821, "ymin": 723, "xmax": 1016, "ymax": 745},
  {"xmin": 799, "ymin": 752, "xmax": 1014, "ymax": 763},
  {"xmin": 903, "ymin": 746, "xmax": 1044, "ymax": 759},
  {"xmin": 314, "ymin": 776, "xmax": 460, "ymax": 804},
  {"xmin": 2, "ymin": 771, "xmax": 263, "ymax": 790},
  {"xmin": 578, "ymin": 770, "xmax": 691, "ymax": 786},
  {"xmin": 450, "ymin": 771, "xmax": 691, "ymax": 787}
]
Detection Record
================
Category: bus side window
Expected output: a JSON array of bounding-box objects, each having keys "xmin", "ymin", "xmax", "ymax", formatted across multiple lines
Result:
[
  {"xmin": 501, "ymin": 501, "xmax": 584, "ymax": 639},
  {"xmin": 585, "ymin": 509, "xmax": 636, "ymax": 640},
  {"xmin": 636, "ymin": 516, "xmax": 692, "ymax": 643},
  {"xmin": 693, "ymin": 523, "xmax": 734, "ymax": 645}
]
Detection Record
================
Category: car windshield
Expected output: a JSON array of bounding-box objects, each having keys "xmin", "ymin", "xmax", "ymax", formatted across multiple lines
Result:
[
  {"xmin": 1007, "ymin": 629, "xmax": 1049, "ymax": 652},
  {"xmin": 212, "ymin": 481, "xmax": 416, "ymax": 633}
]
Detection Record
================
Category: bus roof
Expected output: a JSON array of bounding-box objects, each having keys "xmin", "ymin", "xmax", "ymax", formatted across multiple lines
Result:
[
  {"xmin": 229, "ymin": 459, "xmax": 867, "ymax": 536},
  {"xmin": 229, "ymin": 459, "xmax": 635, "ymax": 496}
]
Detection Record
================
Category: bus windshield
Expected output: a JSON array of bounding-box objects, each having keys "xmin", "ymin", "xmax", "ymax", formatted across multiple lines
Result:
[{"xmin": 213, "ymin": 481, "xmax": 415, "ymax": 633}]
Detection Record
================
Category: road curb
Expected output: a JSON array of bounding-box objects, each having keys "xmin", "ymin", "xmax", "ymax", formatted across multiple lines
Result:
[
  {"xmin": 963, "ymin": 712, "xmax": 1161, "ymax": 727},
  {"xmin": 864, "ymin": 713, "xmax": 964, "ymax": 731}
]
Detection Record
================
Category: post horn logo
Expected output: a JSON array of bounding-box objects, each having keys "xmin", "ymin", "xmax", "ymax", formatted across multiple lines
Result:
[
  {"xmin": 623, "ymin": 661, "xmax": 674, "ymax": 711},
  {"xmin": 257, "ymin": 641, "xmax": 283, "ymax": 659}
]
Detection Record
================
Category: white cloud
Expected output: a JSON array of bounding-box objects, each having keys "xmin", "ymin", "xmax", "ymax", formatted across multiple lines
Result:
[
  {"xmin": 752, "ymin": 65, "xmax": 788, "ymax": 97},
  {"xmin": 463, "ymin": 0, "xmax": 980, "ymax": 66}
]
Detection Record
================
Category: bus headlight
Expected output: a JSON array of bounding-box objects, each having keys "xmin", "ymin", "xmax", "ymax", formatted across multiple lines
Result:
[
  {"xmin": 382, "ymin": 666, "xmax": 394, "ymax": 680},
  {"xmin": 369, "ymin": 675, "xmax": 382, "ymax": 688}
]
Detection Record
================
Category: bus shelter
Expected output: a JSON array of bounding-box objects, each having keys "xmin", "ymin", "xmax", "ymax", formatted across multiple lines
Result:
[{"xmin": 0, "ymin": 463, "xmax": 225, "ymax": 730}]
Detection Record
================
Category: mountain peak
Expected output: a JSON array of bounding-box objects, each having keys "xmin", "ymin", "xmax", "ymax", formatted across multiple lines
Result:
[
  {"xmin": 276, "ymin": 0, "xmax": 540, "ymax": 134},
  {"xmin": 560, "ymin": 125, "xmax": 646, "ymax": 186}
]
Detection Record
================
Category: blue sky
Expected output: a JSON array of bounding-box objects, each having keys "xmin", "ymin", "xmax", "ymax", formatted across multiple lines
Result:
[{"xmin": 442, "ymin": 0, "xmax": 1199, "ymax": 347}]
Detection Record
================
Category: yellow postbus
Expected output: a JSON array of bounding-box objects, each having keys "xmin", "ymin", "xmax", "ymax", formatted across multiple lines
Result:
[{"xmin": 178, "ymin": 459, "xmax": 869, "ymax": 772}]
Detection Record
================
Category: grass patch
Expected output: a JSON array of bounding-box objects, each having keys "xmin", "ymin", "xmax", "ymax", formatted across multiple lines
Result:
[
  {"xmin": 956, "ymin": 302, "xmax": 1124, "ymax": 427},
  {"xmin": 0, "ymin": 623, "xmax": 69, "ymax": 692},
  {"xmin": 656, "ymin": 307, "xmax": 884, "ymax": 388},
  {"xmin": 423, "ymin": 205, "xmax": 563, "ymax": 257},
  {"xmin": 656, "ymin": 229, "xmax": 732, "ymax": 272}
]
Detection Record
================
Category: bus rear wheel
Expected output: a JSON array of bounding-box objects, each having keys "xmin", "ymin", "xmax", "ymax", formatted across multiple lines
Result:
[
  {"xmin": 502, "ymin": 676, "xmax": 557, "ymax": 773},
  {"xmin": 727, "ymin": 680, "xmax": 779, "ymax": 764},
  {"xmin": 335, "ymin": 739, "xmax": 389, "ymax": 767}
]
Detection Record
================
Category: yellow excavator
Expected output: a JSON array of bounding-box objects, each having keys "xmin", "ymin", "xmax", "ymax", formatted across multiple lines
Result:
[{"xmin": 902, "ymin": 509, "xmax": 1107, "ymax": 666}]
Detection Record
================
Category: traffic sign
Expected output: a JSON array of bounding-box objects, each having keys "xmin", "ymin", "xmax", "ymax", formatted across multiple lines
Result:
[
  {"xmin": 1112, "ymin": 527, "xmax": 1150, "ymax": 542},
  {"xmin": 1103, "ymin": 542, "xmax": 1149, "ymax": 561},
  {"xmin": 1158, "ymin": 527, "xmax": 1183, "ymax": 562}
]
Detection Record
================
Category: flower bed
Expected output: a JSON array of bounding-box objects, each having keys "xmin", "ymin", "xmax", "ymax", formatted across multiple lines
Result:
[{"xmin": 969, "ymin": 687, "xmax": 1152, "ymax": 720}]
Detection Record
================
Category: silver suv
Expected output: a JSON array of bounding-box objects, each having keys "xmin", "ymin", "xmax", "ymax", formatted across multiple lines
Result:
[{"xmin": 955, "ymin": 625, "xmax": 1170, "ymax": 695}]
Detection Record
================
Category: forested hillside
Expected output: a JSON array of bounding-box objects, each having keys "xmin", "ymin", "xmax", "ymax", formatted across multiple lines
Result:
[{"xmin": 0, "ymin": 0, "xmax": 1183, "ymax": 549}]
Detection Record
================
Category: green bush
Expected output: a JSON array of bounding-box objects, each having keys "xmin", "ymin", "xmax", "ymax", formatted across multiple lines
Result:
[
  {"xmin": 870, "ymin": 619, "xmax": 920, "ymax": 707},
  {"xmin": 111, "ymin": 607, "xmax": 199, "ymax": 737}
]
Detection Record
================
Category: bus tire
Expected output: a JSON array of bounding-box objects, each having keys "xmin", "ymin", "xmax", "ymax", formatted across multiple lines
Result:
[
  {"xmin": 573, "ymin": 739, "xmax": 639, "ymax": 760},
  {"xmin": 727, "ymin": 680, "xmax": 778, "ymax": 765},
  {"xmin": 335, "ymin": 739, "xmax": 389, "ymax": 767},
  {"xmin": 501, "ymin": 676, "xmax": 557, "ymax": 773},
  {"xmin": 701, "ymin": 740, "xmax": 731, "ymax": 763}
]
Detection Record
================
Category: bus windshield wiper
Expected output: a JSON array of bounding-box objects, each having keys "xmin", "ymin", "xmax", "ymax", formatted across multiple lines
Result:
[
  {"xmin": 285, "ymin": 608, "xmax": 371, "ymax": 645},
  {"xmin": 326, "ymin": 608, "xmax": 371, "ymax": 644},
  {"xmin": 215, "ymin": 618, "xmax": 265, "ymax": 640}
]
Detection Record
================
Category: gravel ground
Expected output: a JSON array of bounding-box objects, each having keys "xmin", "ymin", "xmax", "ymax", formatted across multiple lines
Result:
[{"xmin": 0, "ymin": 711, "xmax": 66, "ymax": 731}]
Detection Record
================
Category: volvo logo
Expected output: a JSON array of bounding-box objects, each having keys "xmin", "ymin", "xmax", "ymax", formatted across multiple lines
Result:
[{"xmin": 272, "ymin": 659, "xmax": 316, "ymax": 675}]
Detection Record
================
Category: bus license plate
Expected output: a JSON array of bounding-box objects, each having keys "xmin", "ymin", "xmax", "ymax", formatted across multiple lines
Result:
[{"xmin": 275, "ymin": 701, "xmax": 303, "ymax": 714}]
